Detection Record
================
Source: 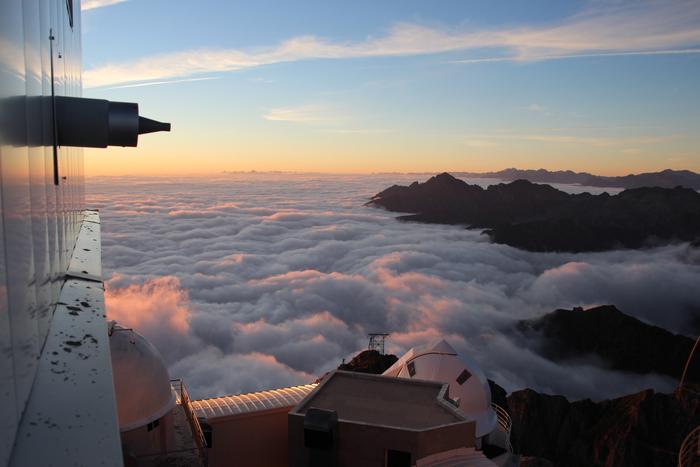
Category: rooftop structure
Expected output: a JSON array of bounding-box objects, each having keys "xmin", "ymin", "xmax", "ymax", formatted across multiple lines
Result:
[
  {"xmin": 192, "ymin": 384, "xmax": 317, "ymax": 421},
  {"xmin": 192, "ymin": 384, "xmax": 318, "ymax": 467},
  {"xmin": 289, "ymin": 370, "xmax": 484, "ymax": 467},
  {"xmin": 383, "ymin": 339, "xmax": 497, "ymax": 439},
  {"xmin": 295, "ymin": 371, "xmax": 468, "ymax": 430}
]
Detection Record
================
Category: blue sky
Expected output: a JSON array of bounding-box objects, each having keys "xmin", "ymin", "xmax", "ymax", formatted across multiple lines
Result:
[{"xmin": 81, "ymin": 0, "xmax": 700, "ymax": 175}]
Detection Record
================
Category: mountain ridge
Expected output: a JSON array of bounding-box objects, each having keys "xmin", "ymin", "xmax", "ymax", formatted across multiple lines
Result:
[
  {"xmin": 456, "ymin": 168, "xmax": 700, "ymax": 190},
  {"xmin": 516, "ymin": 305, "xmax": 700, "ymax": 383},
  {"xmin": 368, "ymin": 173, "xmax": 700, "ymax": 252}
]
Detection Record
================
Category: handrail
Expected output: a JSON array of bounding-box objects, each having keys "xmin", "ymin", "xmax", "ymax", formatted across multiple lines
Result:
[
  {"xmin": 171, "ymin": 379, "xmax": 208, "ymax": 466},
  {"xmin": 678, "ymin": 425, "xmax": 700, "ymax": 467},
  {"xmin": 678, "ymin": 336, "xmax": 700, "ymax": 394},
  {"xmin": 491, "ymin": 403, "xmax": 513, "ymax": 453}
]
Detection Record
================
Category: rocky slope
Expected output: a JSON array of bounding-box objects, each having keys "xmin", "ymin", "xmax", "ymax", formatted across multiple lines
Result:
[
  {"xmin": 507, "ymin": 386, "xmax": 700, "ymax": 467},
  {"xmin": 368, "ymin": 173, "xmax": 700, "ymax": 252},
  {"xmin": 457, "ymin": 168, "xmax": 700, "ymax": 190},
  {"xmin": 516, "ymin": 305, "xmax": 700, "ymax": 383},
  {"xmin": 337, "ymin": 349, "xmax": 397, "ymax": 374}
]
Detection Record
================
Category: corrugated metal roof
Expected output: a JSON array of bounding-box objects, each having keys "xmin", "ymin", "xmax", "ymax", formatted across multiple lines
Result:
[{"xmin": 192, "ymin": 384, "xmax": 317, "ymax": 420}]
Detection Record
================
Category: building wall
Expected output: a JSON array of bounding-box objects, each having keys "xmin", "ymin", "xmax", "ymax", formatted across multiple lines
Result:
[
  {"xmin": 121, "ymin": 412, "xmax": 175, "ymax": 464},
  {"xmin": 288, "ymin": 413, "xmax": 475, "ymax": 467},
  {"xmin": 207, "ymin": 409, "xmax": 291, "ymax": 467},
  {"xmin": 0, "ymin": 1, "xmax": 84, "ymax": 464}
]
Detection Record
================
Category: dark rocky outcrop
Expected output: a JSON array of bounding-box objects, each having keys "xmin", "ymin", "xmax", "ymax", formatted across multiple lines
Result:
[
  {"xmin": 337, "ymin": 350, "xmax": 398, "ymax": 375},
  {"xmin": 517, "ymin": 305, "xmax": 700, "ymax": 383},
  {"xmin": 507, "ymin": 386, "xmax": 700, "ymax": 467},
  {"xmin": 520, "ymin": 458, "xmax": 555, "ymax": 467},
  {"xmin": 368, "ymin": 173, "xmax": 700, "ymax": 252},
  {"xmin": 458, "ymin": 168, "xmax": 700, "ymax": 190},
  {"xmin": 489, "ymin": 378, "xmax": 509, "ymax": 411}
]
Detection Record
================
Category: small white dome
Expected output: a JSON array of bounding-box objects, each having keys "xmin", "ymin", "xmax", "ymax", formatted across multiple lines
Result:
[
  {"xmin": 383, "ymin": 339, "xmax": 496, "ymax": 437},
  {"xmin": 109, "ymin": 323, "xmax": 175, "ymax": 432}
]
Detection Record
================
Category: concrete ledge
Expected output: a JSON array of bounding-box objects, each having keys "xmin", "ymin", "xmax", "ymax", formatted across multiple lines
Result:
[{"xmin": 10, "ymin": 212, "xmax": 122, "ymax": 467}]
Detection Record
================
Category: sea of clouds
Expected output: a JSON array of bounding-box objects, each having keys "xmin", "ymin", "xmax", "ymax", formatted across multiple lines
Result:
[{"xmin": 86, "ymin": 173, "xmax": 700, "ymax": 401}]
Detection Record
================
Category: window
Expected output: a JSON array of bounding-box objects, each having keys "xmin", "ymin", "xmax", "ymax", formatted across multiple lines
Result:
[
  {"xmin": 304, "ymin": 428, "xmax": 333, "ymax": 450},
  {"xmin": 407, "ymin": 361, "xmax": 416, "ymax": 377},
  {"xmin": 146, "ymin": 419, "xmax": 160, "ymax": 432},
  {"xmin": 199, "ymin": 418, "xmax": 213, "ymax": 448},
  {"xmin": 456, "ymin": 369, "xmax": 472, "ymax": 385},
  {"xmin": 386, "ymin": 449, "xmax": 411, "ymax": 467}
]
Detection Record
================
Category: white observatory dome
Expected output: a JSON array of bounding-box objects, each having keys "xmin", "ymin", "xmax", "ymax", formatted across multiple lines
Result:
[
  {"xmin": 383, "ymin": 339, "xmax": 497, "ymax": 438},
  {"xmin": 109, "ymin": 323, "xmax": 176, "ymax": 432}
]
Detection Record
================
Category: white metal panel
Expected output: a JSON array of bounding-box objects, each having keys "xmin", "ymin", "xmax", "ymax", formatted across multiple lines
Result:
[
  {"xmin": 0, "ymin": 0, "xmax": 41, "ymax": 443},
  {"xmin": 10, "ymin": 210, "xmax": 122, "ymax": 466},
  {"xmin": 192, "ymin": 384, "xmax": 318, "ymax": 420},
  {"xmin": 24, "ymin": 0, "xmax": 54, "ymax": 343},
  {"xmin": 0, "ymin": 1, "xmax": 85, "ymax": 463},
  {"xmin": 67, "ymin": 214, "xmax": 102, "ymax": 281},
  {"xmin": 10, "ymin": 277, "xmax": 123, "ymax": 467}
]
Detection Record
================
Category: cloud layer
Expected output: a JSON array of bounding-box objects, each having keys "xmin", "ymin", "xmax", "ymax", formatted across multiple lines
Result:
[
  {"xmin": 81, "ymin": 0, "xmax": 128, "ymax": 11},
  {"xmin": 89, "ymin": 174, "xmax": 700, "ymax": 400},
  {"xmin": 84, "ymin": 1, "xmax": 700, "ymax": 87}
]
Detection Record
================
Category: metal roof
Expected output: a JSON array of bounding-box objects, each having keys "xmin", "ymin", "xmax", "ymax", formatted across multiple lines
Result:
[{"xmin": 192, "ymin": 384, "xmax": 317, "ymax": 420}]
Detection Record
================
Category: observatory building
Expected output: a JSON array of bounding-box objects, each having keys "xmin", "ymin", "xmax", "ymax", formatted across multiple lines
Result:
[
  {"xmin": 109, "ymin": 323, "xmax": 177, "ymax": 462},
  {"xmin": 288, "ymin": 370, "xmax": 477, "ymax": 467},
  {"xmin": 189, "ymin": 342, "xmax": 516, "ymax": 467},
  {"xmin": 382, "ymin": 339, "xmax": 498, "ymax": 442}
]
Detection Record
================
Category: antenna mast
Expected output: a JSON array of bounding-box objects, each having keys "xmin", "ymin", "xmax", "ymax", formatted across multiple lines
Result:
[{"xmin": 367, "ymin": 333, "xmax": 390, "ymax": 355}]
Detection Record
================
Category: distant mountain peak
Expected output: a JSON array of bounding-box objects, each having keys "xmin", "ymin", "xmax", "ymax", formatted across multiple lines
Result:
[
  {"xmin": 368, "ymin": 173, "xmax": 700, "ymax": 252},
  {"xmin": 457, "ymin": 167, "xmax": 700, "ymax": 190},
  {"xmin": 429, "ymin": 172, "xmax": 462, "ymax": 184}
]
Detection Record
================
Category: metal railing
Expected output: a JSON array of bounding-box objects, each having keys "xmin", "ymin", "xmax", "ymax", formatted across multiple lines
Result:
[
  {"xmin": 678, "ymin": 336, "xmax": 700, "ymax": 394},
  {"xmin": 171, "ymin": 379, "xmax": 208, "ymax": 466},
  {"xmin": 678, "ymin": 426, "xmax": 700, "ymax": 467},
  {"xmin": 492, "ymin": 403, "xmax": 513, "ymax": 453}
]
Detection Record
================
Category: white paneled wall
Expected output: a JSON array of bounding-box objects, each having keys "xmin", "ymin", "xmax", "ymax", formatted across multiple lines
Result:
[{"xmin": 0, "ymin": 1, "xmax": 84, "ymax": 463}]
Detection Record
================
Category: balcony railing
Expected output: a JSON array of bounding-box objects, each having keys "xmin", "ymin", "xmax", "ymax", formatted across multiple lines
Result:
[
  {"xmin": 171, "ymin": 379, "xmax": 208, "ymax": 465},
  {"xmin": 492, "ymin": 403, "xmax": 513, "ymax": 453},
  {"xmin": 678, "ymin": 425, "xmax": 700, "ymax": 467}
]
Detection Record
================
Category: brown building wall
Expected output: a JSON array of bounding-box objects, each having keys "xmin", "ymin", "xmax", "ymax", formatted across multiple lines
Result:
[
  {"xmin": 288, "ymin": 413, "xmax": 474, "ymax": 467},
  {"xmin": 208, "ymin": 409, "xmax": 291, "ymax": 467},
  {"xmin": 415, "ymin": 423, "xmax": 475, "ymax": 459}
]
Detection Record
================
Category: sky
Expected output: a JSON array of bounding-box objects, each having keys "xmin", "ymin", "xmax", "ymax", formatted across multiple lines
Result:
[{"xmin": 80, "ymin": 0, "xmax": 700, "ymax": 176}]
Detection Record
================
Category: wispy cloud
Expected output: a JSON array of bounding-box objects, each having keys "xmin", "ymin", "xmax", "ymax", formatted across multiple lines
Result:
[
  {"xmin": 263, "ymin": 105, "xmax": 341, "ymax": 124},
  {"xmin": 81, "ymin": 0, "xmax": 128, "ymax": 11},
  {"xmin": 527, "ymin": 103, "xmax": 544, "ymax": 113},
  {"xmin": 463, "ymin": 133, "xmax": 677, "ymax": 148},
  {"xmin": 103, "ymin": 76, "xmax": 219, "ymax": 90},
  {"xmin": 464, "ymin": 139, "xmax": 500, "ymax": 148},
  {"xmin": 450, "ymin": 48, "xmax": 700, "ymax": 65},
  {"xmin": 84, "ymin": 1, "xmax": 700, "ymax": 87},
  {"xmin": 322, "ymin": 128, "xmax": 393, "ymax": 135},
  {"xmin": 519, "ymin": 134, "xmax": 675, "ymax": 147}
]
